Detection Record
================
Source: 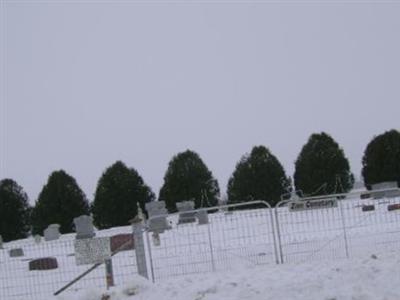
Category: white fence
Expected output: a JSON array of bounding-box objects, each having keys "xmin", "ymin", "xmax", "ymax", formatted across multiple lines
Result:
[{"xmin": 1, "ymin": 189, "xmax": 400, "ymax": 299}]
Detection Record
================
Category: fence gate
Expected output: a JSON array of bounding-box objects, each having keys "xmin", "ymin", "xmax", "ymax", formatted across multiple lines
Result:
[
  {"xmin": 275, "ymin": 196, "xmax": 348, "ymax": 264},
  {"xmin": 145, "ymin": 201, "xmax": 277, "ymax": 282}
]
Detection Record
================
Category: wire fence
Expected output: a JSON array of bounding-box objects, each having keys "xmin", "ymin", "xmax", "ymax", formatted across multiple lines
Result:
[
  {"xmin": 1, "ymin": 189, "xmax": 400, "ymax": 299},
  {"xmin": 0, "ymin": 227, "xmax": 137, "ymax": 300}
]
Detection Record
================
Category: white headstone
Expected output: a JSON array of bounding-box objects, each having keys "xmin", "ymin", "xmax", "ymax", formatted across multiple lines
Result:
[
  {"xmin": 177, "ymin": 201, "xmax": 196, "ymax": 224},
  {"xmin": 146, "ymin": 201, "xmax": 170, "ymax": 233},
  {"xmin": 197, "ymin": 210, "xmax": 209, "ymax": 225},
  {"xmin": 74, "ymin": 215, "xmax": 95, "ymax": 239},
  {"xmin": 44, "ymin": 224, "xmax": 61, "ymax": 241},
  {"xmin": 34, "ymin": 235, "xmax": 42, "ymax": 244},
  {"xmin": 371, "ymin": 181, "xmax": 400, "ymax": 199}
]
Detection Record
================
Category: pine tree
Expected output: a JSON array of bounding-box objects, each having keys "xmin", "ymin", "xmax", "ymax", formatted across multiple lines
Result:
[
  {"xmin": 159, "ymin": 150, "xmax": 220, "ymax": 212},
  {"xmin": 31, "ymin": 170, "xmax": 89, "ymax": 235},
  {"xmin": 294, "ymin": 132, "xmax": 354, "ymax": 196},
  {"xmin": 0, "ymin": 179, "xmax": 31, "ymax": 242},
  {"xmin": 92, "ymin": 161, "xmax": 155, "ymax": 229},
  {"xmin": 227, "ymin": 146, "xmax": 290, "ymax": 207},
  {"xmin": 362, "ymin": 129, "xmax": 400, "ymax": 188}
]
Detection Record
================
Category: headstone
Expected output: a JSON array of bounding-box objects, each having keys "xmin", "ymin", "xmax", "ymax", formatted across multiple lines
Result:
[
  {"xmin": 110, "ymin": 234, "xmax": 134, "ymax": 252},
  {"xmin": 177, "ymin": 201, "xmax": 196, "ymax": 224},
  {"xmin": 0, "ymin": 235, "xmax": 3, "ymax": 249},
  {"xmin": 362, "ymin": 205, "xmax": 375, "ymax": 212},
  {"xmin": 146, "ymin": 201, "xmax": 170, "ymax": 233},
  {"xmin": 74, "ymin": 215, "xmax": 96, "ymax": 239},
  {"xmin": 44, "ymin": 224, "xmax": 61, "ymax": 241},
  {"xmin": 34, "ymin": 235, "xmax": 42, "ymax": 244},
  {"xmin": 371, "ymin": 182, "xmax": 400, "ymax": 199},
  {"xmin": 9, "ymin": 248, "xmax": 24, "ymax": 257},
  {"xmin": 388, "ymin": 203, "xmax": 400, "ymax": 211},
  {"xmin": 29, "ymin": 257, "xmax": 58, "ymax": 270},
  {"xmin": 197, "ymin": 210, "xmax": 209, "ymax": 225}
]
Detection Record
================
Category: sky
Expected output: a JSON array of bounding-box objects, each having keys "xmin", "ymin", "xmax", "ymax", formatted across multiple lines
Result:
[{"xmin": 1, "ymin": 0, "xmax": 399, "ymax": 204}]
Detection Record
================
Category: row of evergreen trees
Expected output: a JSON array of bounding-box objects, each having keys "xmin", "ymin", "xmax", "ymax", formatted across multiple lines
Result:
[{"xmin": 1, "ymin": 130, "xmax": 399, "ymax": 242}]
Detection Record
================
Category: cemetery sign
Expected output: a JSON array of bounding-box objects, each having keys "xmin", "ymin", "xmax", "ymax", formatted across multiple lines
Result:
[
  {"xmin": 74, "ymin": 237, "xmax": 111, "ymax": 265},
  {"xmin": 289, "ymin": 198, "xmax": 338, "ymax": 212}
]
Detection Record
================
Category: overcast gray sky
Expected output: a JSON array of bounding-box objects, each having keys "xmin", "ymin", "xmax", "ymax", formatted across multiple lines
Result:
[{"xmin": 1, "ymin": 0, "xmax": 399, "ymax": 204}]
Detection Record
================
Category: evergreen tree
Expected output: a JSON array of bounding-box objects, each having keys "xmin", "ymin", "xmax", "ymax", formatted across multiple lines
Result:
[
  {"xmin": 159, "ymin": 150, "xmax": 220, "ymax": 212},
  {"xmin": 31, "ymin": 170, "xmax": 89, "ymax": 235},
  {"xmin": 362, "ymin": 129, "xmax": 400, "ymax": 188},
  {"xmin": 227, "ymin": 146, "xmax": 290, "ymax": 207},
  {"xmin": 0, "ymin": 179, "xmax": 31, "ymax": 242},
  {"xmin": 294, "ymin": 132, "xmax": 354, "ymax": 196},
  {"xmin": 92, "ymin": 161, "xmax": 155, "ymax": 229}
]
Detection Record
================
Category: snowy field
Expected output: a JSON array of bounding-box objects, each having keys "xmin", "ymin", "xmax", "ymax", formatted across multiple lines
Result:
[
  {"xmin": 1, "ymin": 195, "xmax": 400, "ymax": 300},
  {"xmin": 57, "ymin": 251, "xmax": 400, "ymax": 300}
]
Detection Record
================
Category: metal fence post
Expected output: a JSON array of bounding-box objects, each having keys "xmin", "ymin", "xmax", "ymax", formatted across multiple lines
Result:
[
  {"xmin": 207, "ymin": 223, "xmax": 216, "ymax": 272},
  {"xmin": 274, "ymin": 206, "xmax": 284, "ymax": 264},
  {"xmin": 105, "ymin": 259, "xmax": 114, "ymax": 289},
  {"xmin": 339, "ymin": 200, "xmax": 350, "ymax": 259}
]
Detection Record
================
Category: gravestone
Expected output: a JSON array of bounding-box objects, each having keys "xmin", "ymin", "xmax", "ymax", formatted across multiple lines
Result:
[
  {"xmin": 44, "ymin": 224, "xmax": 61, "ymax": 241},
  {"xmin": 29, "ymin": 257, "xmax": 58, "ymax": 270},
  {"xmin": 34, "ymin": 235, "xmax": 42, "ymax": 244},
  {"xmin": 177, "ymin": 201, "xmax": 196, "ymax": 224},
  {"xmin": 146, "ymin": 201, "xmax": 170, "ymax": 233},
  {"xmin": 371, "ymin": 182, "xmax": 400, "ymax": 199},
  {"xmin": 74, "ymin": 215, "xmax": 95, "ymax": 239},
  {"xmin": 197, "ymin": 210, "xmax": 209, "ymax": 225},
  {"xmin": 9, "ymin": 248, "xmax": 24, "ymax": 257},
  {"xmin": 110, "ymin": 234, "xmax": 134, "ymax": 252},
  {"xmin": 0, "ymin": 235, "xmax": 3, "ymax": 249}
]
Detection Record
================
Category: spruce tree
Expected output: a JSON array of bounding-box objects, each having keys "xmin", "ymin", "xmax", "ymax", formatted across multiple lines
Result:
[
  {"xmin": 31, "ymin": 170, "xmax": 89, "ymax": 235},
  {"xmin": 159, "ymin": 150, "xmax": 220, "ymax": 212},
  {"xmin": 362, "ymin": 129, "xmax": 400, "ymax": 188},
  {"xmin": 92, "ymin": 161, "xmax": 155, "ymax": 229},
  {"xmin": 294, "ymin": 132, "xmax": 354, "ymax": 196},
  {"xmin": 227, "ymin": 146, "xmax": 290, "ymax": 207},
  {"xmin": 0, "ymin": 179, "xmax": 31, "ymax": 242}
]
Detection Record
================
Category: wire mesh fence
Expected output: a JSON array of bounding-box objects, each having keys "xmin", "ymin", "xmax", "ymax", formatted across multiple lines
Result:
[
  {"xmin": 145, "ymin": 201, "xmax": 276, "ymax": 282},
  {"xmin": 0, "ymin": 227, "xmax": 137, "ymax": 300},
  {"xmin": 1, "ymin": 190, "xmax": 400, "ymax": 299}
]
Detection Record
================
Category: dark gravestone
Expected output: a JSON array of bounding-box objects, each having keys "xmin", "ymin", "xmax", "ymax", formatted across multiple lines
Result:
[
  {"xmin": 177, "ymin": 201, "xmax": 196, "ymax": 224},
  {"xmin": 0, "ymin": 235, "xmax": 3, "ymax": 249},
  {"xmin": 362, "ymin": 205, "xmax": 375, "ymax": 212},
  {"xmin": 29, "ymin": 257, "xmax": 58, "ymax": 270},
  {"xmin": 388, "ymin": 204, "xmax": 400, "ymax": 211},
  {"xmin": 74, "ymin": 215, "xmax": 96, "ymax": 239},
  {"xmin": 9, "ymin": 248, "xmax": 24, "ymax": 257},
  {"xmin": 110, "ymin": 234, "xmax": 134, "ymax": 252}
]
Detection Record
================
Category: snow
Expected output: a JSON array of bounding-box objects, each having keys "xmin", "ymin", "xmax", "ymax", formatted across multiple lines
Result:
[
  {"xmin": 56, "ymin": 251, "xmax": 400, "ymax": 300},
  {"xmin": 1, "ymin": 195, "xmax": 400, "ymax": 300}
]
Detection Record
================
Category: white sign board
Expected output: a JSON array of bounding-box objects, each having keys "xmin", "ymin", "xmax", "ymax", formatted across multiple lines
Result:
[
  {"xmin": 289, "ymin": 198, "xmax": 338, "ymax": 212},
  {"xmin": 74, "ymin": 237, "xmax": 111, "ymax": 265}
]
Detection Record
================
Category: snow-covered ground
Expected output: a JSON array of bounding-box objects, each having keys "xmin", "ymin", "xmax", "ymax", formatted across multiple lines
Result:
[
  {"xmin": 1, "ymin": 195, "xmax": 400, "ymax": 300},
  {"xmin": 57, "ymin": 250, "xmax": 400, "ymax": 300}
]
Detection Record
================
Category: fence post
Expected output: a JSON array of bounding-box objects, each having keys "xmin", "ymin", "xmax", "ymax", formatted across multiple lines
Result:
[
  {"xmin": 274, "ymin": 206, "xmax": 284, "ymax": 264},
  {"xmin": 207, "ymin": 224, "xmax": 216, "ymax": 272},
  {"xmin": 132, "ymin": 223, "xmax": 149, "ymax": 279},
  {"xmin": 339, "ymin": 200, "xmax": 350, "ymax": 259},
  {"xmin": 105, "ymin": 259, "xmax": 114, "ymax": 289}
]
